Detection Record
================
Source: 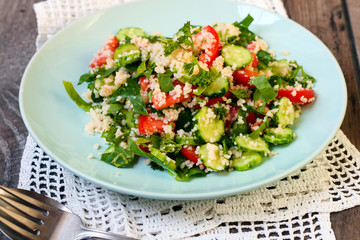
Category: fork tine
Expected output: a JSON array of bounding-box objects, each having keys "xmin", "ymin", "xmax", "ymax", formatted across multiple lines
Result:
[
  {"xmin": 0, "ymin": 186, "xmax": 51, "ymax": 213},
  {"xmin": 0, "ymin": 215, "xmax": 37, "ymax": 240},
  {"xmin": 0, "ymin": 194, "xmax": 45, "ymax": 220},
  {"xmin": 0, "ymin": 204, "xmax": 41, "ymax": 232}
]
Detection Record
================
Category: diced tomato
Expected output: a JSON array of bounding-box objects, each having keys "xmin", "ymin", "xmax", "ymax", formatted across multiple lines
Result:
[
  {"xmin": 246, "ymin": 41, "xmax": 261, "ymax": 53},
  {"xmin": 206, "ymin": 91, "xmax": 232, "ymax": 106},
  {"xmin": 152, "ymin": 80, "xmax": 193, "ymax": 109},
  {"xmin": 225, "ymin": 106, "xmax": 239, "ymax": 132},
  {"xmin": 106, "ymin": 35, "xmax": 120, "ymax": 52},
  {"xmin": 139, "ymin": 76, "xmax": 150, "ymax": 91},
  {"xmin": 193, "ymin": 25, "xmax": 220, "ymax": 66},
  {"xmin": 246, "ymin": 112, "xmax": 257, "ymax": 125},
  {"xmin": 138, "ymin": 144, "xmax": 150, "ymax": 153},
  {"xmin": 277, "ymin": 87, "xmax": 315, "ymax": 104},
  {"xmin": 138, "ymin": 115, "xmax": 174, "ymax": 135},
  {"xmin": 250, "ymin": 120, "xmax": 264, "ymax": 132},
  {"xmin": 89, "ymin": 35, "xmax": 119, "ymax": 68},
  {"xmin": 180, "ymin": 145, "xmax": 202, "ymax": 166},
  {"xmin": 233, "ymin": 69, "xmax": 258, "ymax": 87},
  {"xmin": 246, "ymin": 41, "xmax": 258, "ymax": 52},
  {"xmin": 250, "ymin": 52, "xmax": 259, "ymax": 67}
]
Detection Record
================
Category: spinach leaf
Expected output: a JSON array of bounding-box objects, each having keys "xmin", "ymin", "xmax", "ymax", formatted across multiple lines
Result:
[
  {"xmin": 78, "ymin": 73, "xmax": 95, "ymax": 85},
  {"xmin": 231, "ymin": 89, "xmax": 250, "ymax": 99},
  {"xmin": 128, "ymin": 139, "xmax": 178, "ymax": 178},
  {"xmin": 249, "ymin": 75, "xmax": 277, "ymax": 103},
  {"xmin": 175, "ymin": 167, "xmax": 206, "ymax": 181},
  {"xmin": 63, "ymin": 81, "xmax": 92, "ymax": 111},
  {"xmin": 108, "ymin": 78, "xmax": 148, "ymax": 115},
  {"xmin": 101, "ymin": 143, "xmax": 134, "ymax": 167},
  {"xmin": 158, "ymin": 69, "xmax": 174, "ymax": 92},
  {"xmin": 256, "ymin": 50, "xmax": 274, "ymax": 70},
  {"xmin": 233, "ymin": 14, "xmax": 257, "ymax": 47},
  {"xmin": 175, "ymin": 108, "xmax": 193, "ymax": 132}
]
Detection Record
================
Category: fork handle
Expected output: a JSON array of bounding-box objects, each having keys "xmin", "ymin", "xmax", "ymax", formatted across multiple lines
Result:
[{"xmin": 76, "ymin": 226, "xmax": 137, "ymax": 240}]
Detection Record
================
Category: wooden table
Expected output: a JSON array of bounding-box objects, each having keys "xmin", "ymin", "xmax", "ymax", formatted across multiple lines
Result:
[{"xmin": 1, "ymin": 0, "xmax": 359, "ymax": 239}]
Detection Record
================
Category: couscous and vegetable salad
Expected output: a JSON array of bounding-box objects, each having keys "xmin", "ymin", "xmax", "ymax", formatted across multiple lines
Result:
[{"xmin": 63, "ymin": 15, "xmax": 315, "ymax": 181}]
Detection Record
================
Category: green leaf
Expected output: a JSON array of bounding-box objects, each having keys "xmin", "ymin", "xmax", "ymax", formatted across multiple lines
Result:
[
  {"xmin": 175, "ymin": 167, "xmax": 206, "ymax": 181},
  {"xmin": 158, "ymin": 69, "xmax": 174, "ymax": 92},
  {"xmin": 101, "ymin": 144, "xmax": 134, "ymax": 167},
  {"xmin": 164, "ymin": 21, "xmax": 194, "ymax": 56},
  {"xmin": 128, "ymin": 139, "xmax": 178, "ymax": 177},
  {"xmin": 231, "ymin": 89, "xmax": 250, "ymax": 99},
  {"xmin": 256, "ymin": 50, "xmax": 274, "ymax": 70},
  {"xmin": 252, "ymin": 89, "xmax": 266, "ymax": 113},
  {"xmin": 78, "ymin": 73, "xmax": 95, "ymax": 85},
  {"xmin": 249, "ymin": 116, "xmax": 269, "ymax": 139},
  {"xmin": 249, "ymin": 75, "xmax": 277, "ymax": 103},
  {"xmin": 63, "ymin": 81, "xmax": 92, "ymax": 111},
  {"xmin": 136, "ymin": 59, "xmax": 147, "ymax": 77},
  {"xmin": 159, "ymin": 135, "xmax": 182, "ymax": 154},
  {"xmin": 233, "ymin": 14, "xmax": 257, "ymax": 47},
  {"xmin": 239, "ymin": 14, "xmax": 254, "ymax": 28},
  {"xmin": 108, "ymin": 78, "xmax": 148, "ymax": 115},
  {"xmin": 175, "ymin": 108, "xmax": 193, "ymax": 132},
  {"xmin": 106, "ymin": 103, "xmax": 123, "ymax": 114}
]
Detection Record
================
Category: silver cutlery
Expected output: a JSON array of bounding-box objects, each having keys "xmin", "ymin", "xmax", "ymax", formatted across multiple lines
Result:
[{"xmin": 0, "ymin": 185, "xmax": 136, "ymax": 240}]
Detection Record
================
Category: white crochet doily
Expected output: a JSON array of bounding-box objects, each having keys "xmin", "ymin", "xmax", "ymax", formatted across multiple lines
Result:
[{"xmin": 17, "ymin": 0, "xmax": 360, "ymax": 239}]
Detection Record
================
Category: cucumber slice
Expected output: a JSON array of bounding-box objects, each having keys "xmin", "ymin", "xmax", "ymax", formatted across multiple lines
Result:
[
  {"xmin": 270, "ymin": 59, "xmax": 291, "ymax": 77},
  {"xmin": 273, "ymin": 97, "xmax": 295, "ymax": 126},
  {"xmin": 114, "ymin": 43, "xmax": 141, "ymax": 66},
  {"xmin": 263, "ymin": 127, "xmax": 293, "ymax": 145},
  {"xmin": 175, "ymin": 136, "xmax": 197, "ymax": 145},
  {"xmin": 235, "ymin": 135, "xmax": 269, "ymax": 154},
  {"xmin": 116, "ymin": 27, "xmax": 146, "ymax": 41},
  {"xmin": 149, "ymin": 148, "xmax": 176, "ymax": 170},
  {"xmin": 202, "ymin": 76, "xmax": 230, "ymax": 99},
  {"xmin": 199, "ymin": 143, "xmax": 228, "ymax": 171},
  {"xmin": 221, "ymin": 45, "xmax": 252, "ymax": 69},
  {"xmin": 232, "ymin": 151, "xmax": 262, "ymax": 171},
  {"xmin": 193, "ymin": 107, "xmax": 225, "ymax": 143}
]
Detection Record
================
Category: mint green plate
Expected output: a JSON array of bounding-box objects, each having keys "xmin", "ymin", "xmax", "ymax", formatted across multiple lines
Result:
[{"xmin": 20, "ymin": 0, "xmax": 346, "ymax": 200}]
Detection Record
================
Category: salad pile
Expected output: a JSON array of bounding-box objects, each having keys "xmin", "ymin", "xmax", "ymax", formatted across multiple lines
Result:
[{"xmin": 64, "ymin": 15, "xmax": 315, "ymax": 181}]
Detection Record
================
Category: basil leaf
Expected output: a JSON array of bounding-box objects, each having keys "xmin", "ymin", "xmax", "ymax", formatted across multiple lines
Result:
[
  {"xmin": 101, "ymin": 144, "xmax": 134, "ymax": 167},
  {"xmin": 109, "ymin": 78, "xmax": 148, "ymax": 115},
  {"xmin": 63, "ymin": 81, "xmax": 92, "ymax": 111},
  {"xmin": 249, "ymin": 75, "xmax": 277, "ymax": 103},
  {"xmin": 158, "ymin": 69, "xmax": 174, "ymax": 92}
]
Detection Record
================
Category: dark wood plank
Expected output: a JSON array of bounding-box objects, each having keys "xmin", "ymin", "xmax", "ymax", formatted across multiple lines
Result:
[
  {"xmin": 0, "ymin": 1, "xmax": 41, "ymax": 239},
  {"xmin": 284, "ymin": 1, "xmax": 360, "ymax": 240},
  {"xmin": 346, "ymin": 0, "xmax": 360, "ymax": 85}
]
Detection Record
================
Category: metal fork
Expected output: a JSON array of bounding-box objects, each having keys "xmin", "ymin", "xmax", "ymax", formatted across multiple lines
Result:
[{"xmin": 0, "ymin": 185, "xmax": 136, "ymax": 240}]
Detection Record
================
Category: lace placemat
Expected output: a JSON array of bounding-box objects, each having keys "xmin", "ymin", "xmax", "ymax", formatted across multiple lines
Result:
[{"xmin": 18, "ymin": 0, "xmax": 360, "ymax": 239}]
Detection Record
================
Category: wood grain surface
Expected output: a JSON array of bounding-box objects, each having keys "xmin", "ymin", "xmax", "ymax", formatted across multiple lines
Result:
[{"xmin": 0, "ymin": 0, "xmax": 359, "ymax": 239}]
